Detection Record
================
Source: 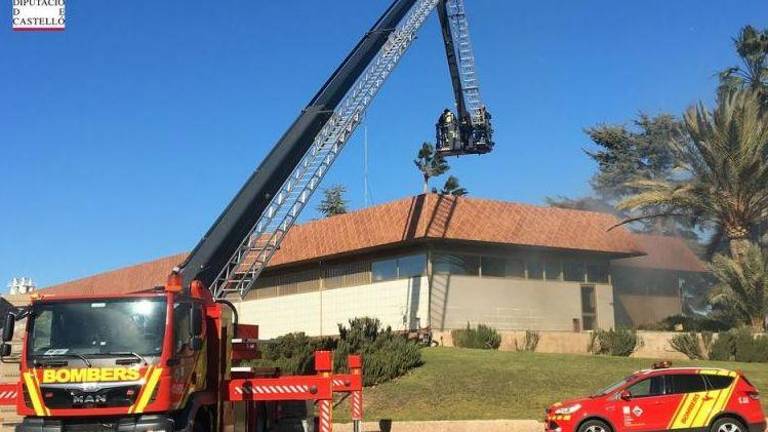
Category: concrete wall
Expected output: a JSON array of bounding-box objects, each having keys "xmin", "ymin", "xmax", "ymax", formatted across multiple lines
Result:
[
  {"xmin": 433, "ymin": 330, "xmax": 690, "ymax": 360},
  {"xmin": 429, "ymin": 274, "xmax": 614, "ymax": 331},
  {"xmin": 236, "ymin": 276, "xmax": 429, "ymax": 338}
]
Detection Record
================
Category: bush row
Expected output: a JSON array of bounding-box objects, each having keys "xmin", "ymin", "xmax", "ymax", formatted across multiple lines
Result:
[
  {"xmin": 255, "ymin": 317, "xmax": 422, "ymax": 386},
  {"xmin": 670, "ymin": 328, "xmax": 768, "ymax": 362}
]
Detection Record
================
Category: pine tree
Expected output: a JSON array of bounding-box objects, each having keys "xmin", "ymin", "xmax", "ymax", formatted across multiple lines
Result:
[{"xmin": 317, "ymin": 184, "xmax": 348, "ymax": 217}]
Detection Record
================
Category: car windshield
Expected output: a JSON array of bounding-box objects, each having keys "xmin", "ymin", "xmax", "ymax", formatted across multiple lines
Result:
[
  {"xmin": 593, "ymin": 374, "xmax": 637, "ymax": 396},
  {"xmin": 28, "ymin": 298, "xmax": 166, "ymax": 357}
]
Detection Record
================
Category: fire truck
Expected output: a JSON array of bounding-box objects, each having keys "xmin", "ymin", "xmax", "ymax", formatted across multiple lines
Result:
[{"xmin": 0, "ymin": 0, "xmax": 493, "ymax": 431}]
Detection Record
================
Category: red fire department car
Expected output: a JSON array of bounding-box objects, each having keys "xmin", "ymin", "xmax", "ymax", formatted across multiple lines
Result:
[{"xmin": 546, "ymin": 363, "xmax": 765, "ymax": 432}]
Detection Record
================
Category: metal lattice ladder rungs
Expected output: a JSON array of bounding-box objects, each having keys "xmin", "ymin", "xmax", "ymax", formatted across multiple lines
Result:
[{"xmin": 209, "ymin": 0, "xmax": 441, "ymax": 300}]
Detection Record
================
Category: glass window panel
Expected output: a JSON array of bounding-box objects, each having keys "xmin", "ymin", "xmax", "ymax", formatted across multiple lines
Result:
[
  {"xmin": 564, "ymin": 261, "xmax": 586, "ymax": 282},
  {"xmin": 433, "ymin": 254, "xmax": 479, "ymax": 276},
  {"xmin": 482, "ymin": 256, "xmax": 525, "ymax": 278},
  {"xmin": 669, "ymin": 374, "xmax": 707, "ymax": 394},
  {"xmin": 372, "ymin": 258, "xmax": 398, "ymax": 282},
  {"xmin": 627, "ymin": 376, "xmax": 665, "ymax": 397},
  {"xmin": 587, "ymin": 263, "xmax": 610, "ymax": 283},
  {"xmin": 704, "ymin": 375, "xmax": 733, "ymax": 390},
  {"xmin": 481, "ymin": 256, "xmax": 507, "ymax": 277},
  {"xmin": 527, "ymin": 259, "xmax": 543, "ymax": 279},
  {"xmin": 506, "ymin": 258, "xmax": 525, "ymax": 278},
  {"xmin": 581, "ymin": 315, "xmax": 595, "ymax": 331},
  {"xmin": 581, "ymin": 285, "xmax": 596, "ymax": 314},
  {"xmin": 398, "ymin": 254, "xmax": 426, "ymax": 278},
  {"xmin": 545, "ymin": 259, "xmax": 561, "ymax": 280}
]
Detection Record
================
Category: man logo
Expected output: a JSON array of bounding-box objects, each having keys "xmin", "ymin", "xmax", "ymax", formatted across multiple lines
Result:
[{"xmin": 72, "ymin": 394, "xmax": 106, "ymax": 405}]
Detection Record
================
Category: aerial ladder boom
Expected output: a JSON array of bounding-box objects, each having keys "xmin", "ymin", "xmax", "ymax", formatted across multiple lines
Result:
[
  {"xmin": 436, "ymin": 0, "xmax": 493, "ymax": 155},
  {"xmin": 174, "ymin": 0, "xmax": 491, "ymax": 301}
]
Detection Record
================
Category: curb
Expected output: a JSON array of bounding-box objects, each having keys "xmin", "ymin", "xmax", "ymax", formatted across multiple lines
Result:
[{"xmin": 333, "ymin": 419, "xmax": 543, "ymax": 432}]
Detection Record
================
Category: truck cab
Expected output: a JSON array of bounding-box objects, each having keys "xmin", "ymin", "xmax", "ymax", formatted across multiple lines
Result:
[{"xmin": 7, "ymin": 287, "xmax": 226, "ymax": 432}]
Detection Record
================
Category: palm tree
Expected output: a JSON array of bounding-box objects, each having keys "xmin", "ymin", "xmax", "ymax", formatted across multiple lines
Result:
[
  {"xmin": 617, "ymin": 90, "xmax": 768, "ymax": 260},
  {"xmin": 709, "ymin": 243, "xmax": 768, "ymax": 331},
  {"xmin": 718, "ymin": 25, "xmax": 768, "ymax": 103},
  {"xmin": 414, "ymin": 142, "xmax": 449, "ymax": 193}
]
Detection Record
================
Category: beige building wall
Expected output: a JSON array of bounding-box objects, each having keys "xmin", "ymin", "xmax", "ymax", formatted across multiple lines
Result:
[
  {"xmin": 236, "ymin": 276, "xmax": 429, "ymax": 338},
  {"xmin": 430, "ymin": 274, "xmax": 614, "ymax": 331}
]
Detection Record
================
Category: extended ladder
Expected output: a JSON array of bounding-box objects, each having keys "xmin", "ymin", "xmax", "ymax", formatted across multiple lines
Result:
[{"xmin": 210, "ymin": 0, "xmax": 441, "ymax": 299}]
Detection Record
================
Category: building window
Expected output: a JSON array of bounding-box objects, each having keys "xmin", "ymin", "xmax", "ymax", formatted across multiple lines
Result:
[
  {"xmin": 433, "ymin": 254, "xmax": 480, "ymax": 276},
  {"xmin": 563, "ymin": 261, "xmax": 585, "ymax": 282},
  {"xmin": 544, "ymin": 259, "xmax": 561, "ymax": 280},
  {"xmin": 586, "ymin": 262, "xmax": 609, "ymax": 284},
  {"xmin": 527, "ymin": 259, "xmax": 543, "ymax": 279},
  {"xmin": 372, "ymin": 254, "xmax": 427, "ymax": 282},
  {"xmin": 481, "ymin": 256, "xmax": 525, "ymax": 278},
  {"xmin": 398, "ymin": 254, "xmax": 426, "ymax": 278},
  {"xmin": 581, "ymin": 285, "xmax": 597, "ymax": 331},
  {"xmin": 372, "ymin": 258, "xmax": 398, "ymax": 282}
]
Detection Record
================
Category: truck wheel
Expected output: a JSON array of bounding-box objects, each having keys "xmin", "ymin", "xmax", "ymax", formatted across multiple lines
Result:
[
  {"xmin": 710, "ymin": 417, "xmax": 746, "ymax": 432},
  {"xmin": 577, "ymin": 419, "xmax": 611, "ymax": 432}
]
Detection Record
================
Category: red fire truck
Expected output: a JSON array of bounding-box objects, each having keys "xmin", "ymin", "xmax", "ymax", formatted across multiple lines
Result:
[{"xmin": 0, "ymin": 1, "xmax": 493, "ymax": 431}]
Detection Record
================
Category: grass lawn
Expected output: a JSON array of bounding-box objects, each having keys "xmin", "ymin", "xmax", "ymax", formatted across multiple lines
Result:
[{"xmin": 334, "ymin": 347, "xmax": 768, "ymax": 422}]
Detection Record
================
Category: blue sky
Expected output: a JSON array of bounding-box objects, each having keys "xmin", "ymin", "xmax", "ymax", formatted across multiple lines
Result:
[{"xmin": 1, "ymin": 1, "xmax": 766, "ymax": 288}]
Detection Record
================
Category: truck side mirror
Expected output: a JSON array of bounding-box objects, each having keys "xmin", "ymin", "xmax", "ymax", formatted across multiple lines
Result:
[
  {"xmin": 191, "ymin": 306, "xmax": 203, "ymax": 337},
  {"xmin": 2, "ymin": 314, "xmax": 15, "ymax": 342},
  {"xmin": 0, "ymin": 344, "xmax": 11, "ymax": 357}
]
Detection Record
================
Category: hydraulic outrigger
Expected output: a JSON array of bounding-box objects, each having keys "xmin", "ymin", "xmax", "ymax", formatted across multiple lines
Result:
[{"xmin": 0, "ymin": 1, "xmax": 493, "ymax": 431}]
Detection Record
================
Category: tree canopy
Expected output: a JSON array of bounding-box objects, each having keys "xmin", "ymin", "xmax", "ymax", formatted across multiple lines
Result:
[{"xmin": 317, "ymin": 184, "xmax": 348, "ymax": 217}]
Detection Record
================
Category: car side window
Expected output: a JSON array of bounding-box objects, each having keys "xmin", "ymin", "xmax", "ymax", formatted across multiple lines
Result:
[
  {"xmin": 669, "ymin": 374, "xmax": 707, "ymax": 394},
  {"xmin": 627, "ymin": 376, "xmax": 665, "ymax": 397},
  {"xmin": 704, "ymin": 375, "xmax": 734, "ymax": 390}
]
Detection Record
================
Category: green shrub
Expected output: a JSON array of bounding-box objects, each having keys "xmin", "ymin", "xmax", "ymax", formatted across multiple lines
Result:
[
  {"xmin": 670, "ymin": 332, "xmax": 704, "ymax": 360},
  {"xmin": 257, "ymin": 332, "xmax": 335, "ymax": 375},
  {"xmin": 451, "ymin": 323, "xmax": 501, "ymax": 350},
  {"xmin": 254, "ymin": 317, "xmax": 422, "ymax": 385},
  {"xmin": 588, "ymin": 328, "xmax": 642, "ymax": 357},
  {"xmin": 702, "ymin": 328, "xmax": 768, "ymax": 362},
  {"xmin": 707, "ymin": 331, "xmax": 736, "ymax": 361},
  {"xmin": 515, "ymin": 330, "xmax": 540, "ymax": 352},
  {"xmin": 335, "ymin": 317, "xmax": 422, "ymax": 386},
  {"xmin": 733, "ymin": 329, "xmax": 768, "ymax": 363}
]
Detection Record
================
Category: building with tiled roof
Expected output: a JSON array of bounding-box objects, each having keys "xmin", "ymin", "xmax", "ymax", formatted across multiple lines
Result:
[
  {"xmin": 40, "ymin": 194, "xmax": 706, "ymax": 337},
  {"xmin": 612, "ymin": 234, "xmax": 708, "ymax": 327}
]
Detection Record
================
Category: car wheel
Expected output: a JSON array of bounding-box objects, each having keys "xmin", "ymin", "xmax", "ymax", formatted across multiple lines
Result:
[
  {"xmin": 711, "ymin": 417, "xmax": 746, "ymax": 432},
  {"xmin": 578, "ymin": 419, "xmax": 611, "ymax": 432}
]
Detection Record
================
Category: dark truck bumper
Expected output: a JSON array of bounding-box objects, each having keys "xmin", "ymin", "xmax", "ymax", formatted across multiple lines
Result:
[{"xmin": 15, "ymin": 415, "xmax": 175, "ymax": 432}]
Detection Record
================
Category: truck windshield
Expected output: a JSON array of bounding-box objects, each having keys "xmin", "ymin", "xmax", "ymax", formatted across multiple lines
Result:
[{"xmin": 28, "ymin": 298, "xmax": 166, "ymax": 358}]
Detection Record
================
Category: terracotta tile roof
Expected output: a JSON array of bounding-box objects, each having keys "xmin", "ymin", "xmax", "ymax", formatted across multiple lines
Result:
[
  {"xmin": 41, "ymin": 253, "xmax": 187, "ymax": 297},
  {"xmin": 43, "ymin": 194, "xmax": 644, "ymax": 295},
  {"xmin": 613, "ymin": 234, "xmax": 707, "ymax": 273}
]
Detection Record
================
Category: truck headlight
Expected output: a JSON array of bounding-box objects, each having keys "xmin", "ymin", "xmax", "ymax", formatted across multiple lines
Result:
[{"xmin": 554, "ymin": 403, "xmax": 581, "ymax": 415}]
